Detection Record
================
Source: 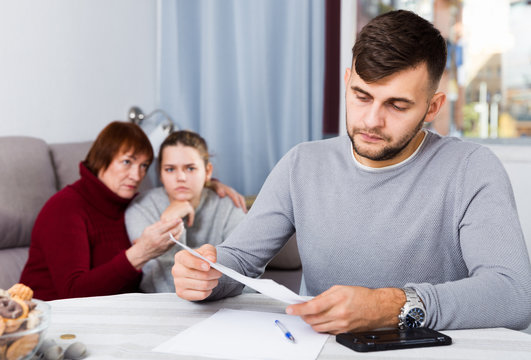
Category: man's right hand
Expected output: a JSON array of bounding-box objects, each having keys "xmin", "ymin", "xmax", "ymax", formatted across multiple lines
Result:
[{"xmin": 172, "ymin": 244, "xmax": 222, "ymax": 301}]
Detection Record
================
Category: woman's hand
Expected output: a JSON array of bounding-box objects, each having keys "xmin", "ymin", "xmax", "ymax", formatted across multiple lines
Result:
[
  {"xmin": 162, "ymin": 200, "xmax": 195, "ymax": 227},
  {"xmin": 207, "ymin": 179, "xmax": 248, "ymax": 213},
  {"xmin": 126, "ymin": 218, "xmax": 184, "ymax": 270}
]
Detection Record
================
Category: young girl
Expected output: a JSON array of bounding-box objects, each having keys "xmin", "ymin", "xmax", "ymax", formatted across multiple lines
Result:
[{"xmin": 125, "ymin": 130, "xmax": 246, "ymax": 292}]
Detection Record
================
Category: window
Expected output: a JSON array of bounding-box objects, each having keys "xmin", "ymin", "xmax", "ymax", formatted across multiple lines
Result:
[{"xmin": 353, "ymin": 0, "xmax": 531, "ymax": 140}]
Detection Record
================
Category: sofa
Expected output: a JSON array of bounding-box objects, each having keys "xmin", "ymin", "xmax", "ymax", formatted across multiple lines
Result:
[
  {"xmin": 0, "ymin": 136, "xmax": 302, "ymax": 292},
  {"xmin": 1, "ymin": 136, "xmax": 530, "ymax": 311}
]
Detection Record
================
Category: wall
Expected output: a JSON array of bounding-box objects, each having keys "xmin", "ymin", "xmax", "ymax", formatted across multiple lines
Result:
[{"xmin": 0, "ymin": 0, "xmax": 157, "ymax": 143}]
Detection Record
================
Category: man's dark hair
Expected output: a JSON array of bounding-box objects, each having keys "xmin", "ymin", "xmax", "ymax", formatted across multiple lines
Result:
[{"xmin": 352, "ymin": 10, "xmax": 447, "ymax": 92}]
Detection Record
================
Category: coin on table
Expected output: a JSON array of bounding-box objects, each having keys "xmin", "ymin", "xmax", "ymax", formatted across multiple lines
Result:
[{"xmin": 60, "ymin": 334, "xmax": 76, "ymax": 340}]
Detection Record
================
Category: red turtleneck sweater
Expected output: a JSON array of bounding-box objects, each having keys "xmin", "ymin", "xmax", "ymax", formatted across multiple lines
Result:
[{"xmin": 20, "ymin": 163, "xmax": 142, "ymax": 300}]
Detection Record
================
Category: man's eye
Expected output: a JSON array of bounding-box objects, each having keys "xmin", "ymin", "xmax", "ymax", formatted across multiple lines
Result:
[
  {"xmin": 391, "ymin": 104, "xmax": 406, "ymax": 111},
  {"xmin": 187, "ymin": 166, "xmax": 196, "ymax": 172},
  {"xmin": 356, "ymin": 95, "xmax": 370, "ymax": 102}
]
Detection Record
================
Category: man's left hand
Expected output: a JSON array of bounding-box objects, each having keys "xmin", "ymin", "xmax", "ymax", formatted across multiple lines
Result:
[{"xmin": 285, "ymin": 285, "xmax": 405, "ymax": 334}]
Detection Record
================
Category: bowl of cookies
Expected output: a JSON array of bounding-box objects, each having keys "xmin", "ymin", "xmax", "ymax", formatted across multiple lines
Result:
[{"xmin": 0, "ymin": 284, "xmax": 50, "ymax": 360}]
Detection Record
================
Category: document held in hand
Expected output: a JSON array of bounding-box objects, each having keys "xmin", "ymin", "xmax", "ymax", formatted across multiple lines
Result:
[{"xmin": 170, "ymin": 233, "xmax": 308, "ymax": 304}]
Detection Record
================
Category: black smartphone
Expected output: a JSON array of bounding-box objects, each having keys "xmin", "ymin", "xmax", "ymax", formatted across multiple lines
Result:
[{"xmin": 336, "ymin": 327, "xmax": 452, "ymax": 352}]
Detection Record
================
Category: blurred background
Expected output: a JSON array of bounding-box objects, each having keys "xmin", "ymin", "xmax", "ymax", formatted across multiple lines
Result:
[{"xmin": 1, "ymin": 0, "xmax": 529, "ymax": 195}]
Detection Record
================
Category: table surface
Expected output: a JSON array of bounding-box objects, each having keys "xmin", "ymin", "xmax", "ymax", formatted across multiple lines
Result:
[{"xmin": 47, "ymin": 292, "xmax": 531, "ymax": 360}]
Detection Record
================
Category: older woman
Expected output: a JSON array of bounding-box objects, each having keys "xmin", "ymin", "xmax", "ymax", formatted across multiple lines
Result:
[{"xmin": 20, "ymin": 121, "xmax": 186, "ymax": 300}]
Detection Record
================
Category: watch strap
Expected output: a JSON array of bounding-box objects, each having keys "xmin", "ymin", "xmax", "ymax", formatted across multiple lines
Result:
[{"xmin": 398, "ymin": 287, "xmax": 426, "ymax": 329}]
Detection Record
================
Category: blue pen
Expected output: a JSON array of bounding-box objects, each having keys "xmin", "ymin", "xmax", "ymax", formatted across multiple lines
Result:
[{"xmin": 275, "ymin": 320, "xmax": 296, "ymax": 343}]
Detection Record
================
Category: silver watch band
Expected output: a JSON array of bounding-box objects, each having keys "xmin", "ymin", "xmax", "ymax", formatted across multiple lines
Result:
[{"xmin": 399, "ymin": 287, "xmax": 426, "ymax": 329}]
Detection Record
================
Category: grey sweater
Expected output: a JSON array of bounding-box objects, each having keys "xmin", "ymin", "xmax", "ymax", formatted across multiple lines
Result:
[
  {"xmin": 211, "ymin": 131, "xmax": 531, "ymax": 330},
  {"xmin": 125, "ymin": 187, "xmax": 245, "ymax": 292}
]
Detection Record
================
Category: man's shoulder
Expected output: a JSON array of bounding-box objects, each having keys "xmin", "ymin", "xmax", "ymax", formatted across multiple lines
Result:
[{"xmin": 425, "ymin": 131, "xmax": 492, "ymax": 159}]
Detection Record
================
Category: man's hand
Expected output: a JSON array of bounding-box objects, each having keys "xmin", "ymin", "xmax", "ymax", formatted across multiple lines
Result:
[
  {"xmin": 285, "ymin": 286, "xmax": 405, "ymax": 334},
  {"xmin": 172, "ymin": 244, "xmax": 222, "ymax": 301},
  {"xmin": 207, "ymin": 179, "xmax": 248, "ymax": 213}
]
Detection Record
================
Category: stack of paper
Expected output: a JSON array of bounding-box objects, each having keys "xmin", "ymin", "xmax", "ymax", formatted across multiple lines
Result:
[{"xmin": 153, "ymin": 308, "xmax": 329, "ymax": 360}]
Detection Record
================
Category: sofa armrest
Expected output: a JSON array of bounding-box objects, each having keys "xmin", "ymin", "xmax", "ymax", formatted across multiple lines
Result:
[{"xmin": 0, "ymin": 247, "xmax": 29, "ymax": 289}]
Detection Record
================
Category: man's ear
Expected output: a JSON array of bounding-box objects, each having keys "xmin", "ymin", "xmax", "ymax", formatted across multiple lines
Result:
[
  {"xmin": 344, "ymin": 68, "xmax": 351, "ymax": 88},
  {"xmin": 424, "ymin": 92, "xmax": 446, "ymax": 124}
]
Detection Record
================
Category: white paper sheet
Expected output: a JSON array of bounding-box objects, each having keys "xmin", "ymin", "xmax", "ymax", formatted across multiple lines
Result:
[
  {"xmin": 153, "ymin": 308, "xmax": 329, "ymax": 360},
  {"xmin": 170, "ymin": 233, "xmax": 307, "ymax": 304}
]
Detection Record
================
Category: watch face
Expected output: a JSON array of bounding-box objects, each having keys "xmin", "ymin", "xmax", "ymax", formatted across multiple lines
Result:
[{"xmin": 406, "ymin": 307, "xmax": 425, "ymax": 328}]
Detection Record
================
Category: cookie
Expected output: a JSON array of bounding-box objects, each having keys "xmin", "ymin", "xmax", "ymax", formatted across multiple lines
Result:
[
  {"xmin": 5, "ymin": 333, "xmax": 39, "ymax": 360},
  {"xmin": 0, "ymin": 343, "xmax": 7, "ymax": 360},
  {"xmin": 5, "ymin": 333, "xmax": 40, "ymax": 360},
  {"xmin": 9, "ymin": 297, "xmax": 29, "ymax": 321},
  {"xmin": 7, "ymin": 284, "xmax": 33, "ymax": 302}
]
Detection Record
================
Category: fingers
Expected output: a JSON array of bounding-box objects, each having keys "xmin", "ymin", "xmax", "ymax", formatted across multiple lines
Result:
[
  {"xmin": 286, "ymin": 299, "xmax": 338, "ymax": 333},
  {"xmin": 286, "ymin": 290, "xmax": 331, "ymax": 316},
  {"xmin": 195, "ymin": 244, "xmax": 217, "ymax": 263},
  {"xmin": 157, "ymin": 217, "xmax": 183, "ymax": 234},
  {"xmin": 224, "ymin": 186, "xmax": 248, "ymax": 213},
  {"xmin": 285, "ymin": 286, "xmax": 360, "ymax": 334},
  {"xmin": 169, "ymin": 222, "xmax": 185, "ymax": 240},
  {"xmin": 236, "ymin": 193, "xmax": 247, "ymax": 213},
  {"xmin": 161, "ymin": 201, "xmax": 195, "ymax": 225},
  {"xmin": 172, "ymin": 245, "xmax": 221, "ymax": 301}
]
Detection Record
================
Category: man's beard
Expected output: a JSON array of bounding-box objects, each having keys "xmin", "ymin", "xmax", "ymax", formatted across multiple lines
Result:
[{"xmin": 348, "ymin": 114, "xmax": 426, "ymax": 162}]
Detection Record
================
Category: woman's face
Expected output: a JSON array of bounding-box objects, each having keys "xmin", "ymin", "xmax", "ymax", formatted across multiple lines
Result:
[
  {"xmin": 160, "ymin": 144, "xmax": 213, "ymax": 208},
  {"xmin": 98, "ymin": 150, "xmax": 151, "ymax": 199}
]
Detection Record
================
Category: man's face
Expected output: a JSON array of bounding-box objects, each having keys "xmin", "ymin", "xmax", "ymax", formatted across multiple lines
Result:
[{"xmin": 344, "ymin": 63, "xmax": 443, "ymax": 168}]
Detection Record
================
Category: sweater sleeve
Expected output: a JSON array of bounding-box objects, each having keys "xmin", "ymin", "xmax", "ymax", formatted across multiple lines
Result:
[
  {"xmin": 33, "ymin": 197, "xmax": 141, "ymax": 299},
  {"xmin": 207, "ymin": 149, "xmax": 297, "ymax": 300},
  {"xmin": 407, "ymin": 147, "xmax": 531, "ymax": 330}
]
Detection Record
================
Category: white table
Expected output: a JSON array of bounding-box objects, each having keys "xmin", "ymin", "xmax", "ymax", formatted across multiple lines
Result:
[{"xmin": 47, "ymin": 293, "xmax": 531, "ymax": 360}]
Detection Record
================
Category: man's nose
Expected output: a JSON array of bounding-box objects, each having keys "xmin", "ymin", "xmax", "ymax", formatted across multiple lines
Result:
[{"xmin": 364, "ymin": 104, "xmax": 385, "ymax": 129}]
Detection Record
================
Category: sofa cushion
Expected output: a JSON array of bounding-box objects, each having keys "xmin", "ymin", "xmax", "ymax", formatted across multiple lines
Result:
[
  {"xmin": 0, "ymin": 137, "xmax": 57, "ymax": 249},
  {"xmin": 49, "ymin": 141, "xmax": 93, "ymax": 189},
  {"xmin": 0, "ymin": 247, "xmax": 29, "ymax": 289}
]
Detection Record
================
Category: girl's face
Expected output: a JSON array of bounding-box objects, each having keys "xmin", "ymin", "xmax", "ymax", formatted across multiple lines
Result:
[{"xmin": 160, "ymin": 144, "xmax": 212, "ymax": 208}]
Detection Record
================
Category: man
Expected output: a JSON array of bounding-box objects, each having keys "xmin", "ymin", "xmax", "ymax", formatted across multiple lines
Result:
[{"xmin": 172, "ymin": 10, "xmax": 531, "ymax": 334}]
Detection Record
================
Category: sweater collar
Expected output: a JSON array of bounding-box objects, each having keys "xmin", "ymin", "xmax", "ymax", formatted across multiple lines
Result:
[{"xmin": 74, "ymin": 162, "xmax": 133, "ymax": 219}]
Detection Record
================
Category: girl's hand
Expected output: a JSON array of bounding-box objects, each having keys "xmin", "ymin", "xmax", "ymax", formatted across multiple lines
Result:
[
  {"xmin": 161, "ymin": 200, "xmax": 195, "ymax": 227},
  {"xmin": 207, "ymin": 179, "xmax": 248, "ymax": 213}
]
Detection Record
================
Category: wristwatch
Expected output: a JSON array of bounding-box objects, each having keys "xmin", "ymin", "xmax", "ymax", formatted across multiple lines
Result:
[{"xmin": 398, "ymin": 288, "xmax": 426, "ymax": 329}]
